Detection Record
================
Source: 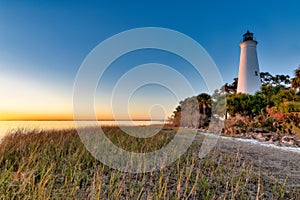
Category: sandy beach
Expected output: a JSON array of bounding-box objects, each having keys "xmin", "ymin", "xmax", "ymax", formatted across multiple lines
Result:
[{"xmin": 197, "ymin": 132, "xmax": 300, "ymax": 187}]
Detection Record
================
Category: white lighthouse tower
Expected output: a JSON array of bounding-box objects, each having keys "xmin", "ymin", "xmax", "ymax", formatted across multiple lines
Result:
[{"xmin": 237, "ymin": 31, "xmax": 261, "ymax": 94}]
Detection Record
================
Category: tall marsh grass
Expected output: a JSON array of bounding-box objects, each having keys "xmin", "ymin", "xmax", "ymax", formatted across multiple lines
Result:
[{"xmin": 0, "ymin": 126, "xmax": 299, "ymax": 199}]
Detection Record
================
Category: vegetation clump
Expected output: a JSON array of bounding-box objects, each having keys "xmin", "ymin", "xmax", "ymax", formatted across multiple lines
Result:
[{"xmin": 171, "ymin": 66, "xmax": 300, "ymax": 142}]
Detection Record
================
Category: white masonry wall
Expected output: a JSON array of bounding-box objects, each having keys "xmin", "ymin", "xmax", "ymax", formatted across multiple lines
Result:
[{"xmin": 237, "ymin": 40, "xmax": 261, "ymax": 94}]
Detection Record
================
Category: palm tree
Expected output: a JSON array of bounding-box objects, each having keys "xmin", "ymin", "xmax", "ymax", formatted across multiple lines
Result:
[
  {"xmin": 197, "ymin": 93, "xmax": 212, "ymax": 127},
  {"xmin": 291, "ymin": 66, "xmax": 300, "ymax": 92},
  {"xmin": 197, "ymin": 93, "xmax": 211, "ymax": 116}
]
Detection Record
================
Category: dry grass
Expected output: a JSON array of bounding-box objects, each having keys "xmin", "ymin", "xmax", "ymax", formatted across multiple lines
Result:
[{"xmin": 0, "ymin": 126, "xmax": 299, "ymax": 199}]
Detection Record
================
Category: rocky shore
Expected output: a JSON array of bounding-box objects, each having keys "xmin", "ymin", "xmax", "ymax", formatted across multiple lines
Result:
[
  {"xmin": 221, "ymin": 115, "xmax": 300, "ymax": 148},
  {"xmin": 222, "ymin": 128, "xmax": 300, "ymax": 147}
]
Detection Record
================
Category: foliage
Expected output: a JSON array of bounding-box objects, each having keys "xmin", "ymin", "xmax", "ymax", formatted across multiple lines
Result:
[
  {"xmin": 220, "ymin": 78, "xmax": 238, "ymax": 94},
  {"xmin": 171, "ymin": 67, "xmax": 300, "ymax": 135},
  {"xmin": 260, "ymin": 84, "xmax": 284, "ymax": 107},
  {"xmin": 211, "ymin": 90, "xmax": 227, "ymax": 119},
  {"xmin": 271, "ymin": 89, "xmax": 297, "ymax": 113},
  {"xmin": 171, "ymin": 93, "xmax": 212, "ymax": 128},
  {"xmin": 225, "ymin": 69, "xmax": 299, "ymax": 118},
  {"xmin": 226, "ymin": 93, "xmax": 266, "ymax": 118},
  {"xmin": 260, "ymin": 72, "xmax": 291, "ymax": 86}
]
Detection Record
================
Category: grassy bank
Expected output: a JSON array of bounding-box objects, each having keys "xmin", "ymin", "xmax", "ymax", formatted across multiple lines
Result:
[{"xmin": 0, "ymin": 127, "xmax": 299, "ymax": 199}]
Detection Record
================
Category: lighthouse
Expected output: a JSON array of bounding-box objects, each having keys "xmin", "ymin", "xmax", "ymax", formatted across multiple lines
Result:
[{"xmin": 237, "ymin": 31, "xmax": 261, "ymax": 94}]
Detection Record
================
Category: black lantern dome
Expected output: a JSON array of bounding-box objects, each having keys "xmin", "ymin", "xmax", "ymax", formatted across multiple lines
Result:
[{"xmin": 243, "ymin": 30, "xmax": 254, "ymax": 41}]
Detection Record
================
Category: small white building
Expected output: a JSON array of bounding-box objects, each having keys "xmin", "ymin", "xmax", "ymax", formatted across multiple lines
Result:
[{"xmin": 237, "ymin": 31, "xmax": 261, "ymax": 94}]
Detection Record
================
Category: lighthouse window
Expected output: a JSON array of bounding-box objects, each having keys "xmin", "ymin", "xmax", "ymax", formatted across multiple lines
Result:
[{"xmin": 255, "ymin": 71, "xmax": 258, "ymax": 76}]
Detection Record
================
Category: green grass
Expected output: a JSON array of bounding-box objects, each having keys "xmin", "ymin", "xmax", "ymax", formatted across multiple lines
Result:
[{"xmin": 0, "ymin": 126, "xmax": 299, "ymax": 199}]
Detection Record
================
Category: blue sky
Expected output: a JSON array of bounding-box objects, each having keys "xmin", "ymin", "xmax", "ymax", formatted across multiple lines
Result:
[{"xmin": 0, "ymin": 0, "xmax": 299, "ymax": 120}]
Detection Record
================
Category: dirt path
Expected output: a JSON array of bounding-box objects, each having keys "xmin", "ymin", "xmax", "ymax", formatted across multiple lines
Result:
[{"xmin": 197, "ymin": 133, "xmax": 300, "ymax": 187}]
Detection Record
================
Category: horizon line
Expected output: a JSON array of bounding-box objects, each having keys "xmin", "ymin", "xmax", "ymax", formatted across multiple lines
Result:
[{"xmin": 0, "ymin": 118, "xmax": 168, "ymax": 122}]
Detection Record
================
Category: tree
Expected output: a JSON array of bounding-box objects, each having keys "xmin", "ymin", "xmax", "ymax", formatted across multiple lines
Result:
[
  {"xmin": 171, "ymin": 105, "xmax": 182, "ymax": 127},
  {"xmin": 171, "ymin": 68, "xmax": 299, "ymax": 128},
  {"xmin": 251, "ymin": 92, "xmax": 267, "ymax": 115},
  {"xmin": 227, "ymin": 93, "xmax": 250, "ymax": 117},
  {"xmin": 197, "ymin": 93, "xmax": 212, "ymax": 127},
  {"xmin": 171, "ymin": 93, "xmax": 212, "ymax": 128},
  {"xmin": 197, "ymin": 93, "xmax": 211, "ymax": 116},
  {"xmin": 273, "ymin": 74, "xmax": 291, "ymax": 86},
  {"xmin": 271, "ymin": 89, "xmax": 297, "ymax": 113},
  {"xmin": 180, "ymin": 97, "xmax": 200, "ymax": 128},
  {"xmin": 291, "ymin": 66, "xmax": 300, "ymax": 92},
  {"xmin": 171, "ymin": 96, "xmax": 200, "ymax": 128},
  {"xmin": 260, "ymin": 84, "xmax": 284, "ymax": 107},
  {"xmin": 260, "ymin": 72, "xmax": 273, "ymax": 85},
  {"xmin": 221, "ymin": 78, "xmax": 238, "ymax": 94},
  {"xmin": 260, "ymin": 72, "xmax": 290, "ymax": 86},
  {"xmin": 226, "ymin": 93, "xmax": 265, "ymax": 118},
  {"xmin": 211, "ymin": 89, "xmax": 227, "ymax": 119}
]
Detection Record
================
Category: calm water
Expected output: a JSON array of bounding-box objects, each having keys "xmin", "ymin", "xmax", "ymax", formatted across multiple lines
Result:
[{"xmin": 0, "ymin": 120, "xmax": 165, "ymax": 140}]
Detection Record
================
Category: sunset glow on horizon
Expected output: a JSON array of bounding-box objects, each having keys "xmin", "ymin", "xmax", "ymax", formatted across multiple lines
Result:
[
  {"xmin": 1, "ymin": 1, "xmax": 299, "ymax": 121},
  {"xmin": 0, "ymin": 73, "xmax": 176, "ymax": 121}
]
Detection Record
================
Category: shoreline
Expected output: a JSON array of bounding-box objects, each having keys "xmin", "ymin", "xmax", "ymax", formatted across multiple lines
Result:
[
  {"xmin": 199, "ymin": 131, "xmax": 300, "ymax": 154},
  {"xmin": 2, "ymin": 122, "xmax": 300, "ymax": 151},
  {"xmin": 195, "ymin": 132, "xmax": 300, "ymax": 188}
]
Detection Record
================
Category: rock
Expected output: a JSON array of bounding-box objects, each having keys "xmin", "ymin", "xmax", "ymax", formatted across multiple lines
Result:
[
  {"xmin": 263, "ymin": 133, "xmax": 273, "ymax": 141},
  {"xmin": 258, "ymin": 137, "xmax": 267, "ymax": 142},
  {"xmin": 252, "ymin": 133, "xmax": 264, "ymax": 140},
  {"xmin": 294, "ymin": 140, "xmax": 300, "ymax": 147},
  {"xmin": 256, "ymin": 133, "xmax": 263, "ymax": 139},
  {"xmin": 221, "ymin": 128, "xmax": 225, "ymax": 134},
  {"xmin": 247, "ymin": 127, "xmax": 254, "ymax": 132},
  {"xmin": 253, "ymin": 128, "xmax": 268, "ymax": 133},
  {"xmin": 244, "ymin": 132, "xmax": 253, "ymax": 139},
  {"xmin": 270, "ymin": 134, "xmax": 279, "ymax": 142},
  {"xmin": 273, "ymin": 141, "xmax": 281, "ymax": 146},
  {"xmin": 254, "ymin": 133, "xmax": 268, "ymax": 142},
  {"xmin": 245, "ymin": 135, "xmax": 252, "ymax": 139},
  {"xmin": 288, "ymin": 139, "xmax": 295, "ymax": 146},
  {"xmin": 281, "ymin": 136, "xmax": 295, "ymax": 145},
  {"xmin": 234, "ymin": 129, "xmax": 240, "ymax": 135}
]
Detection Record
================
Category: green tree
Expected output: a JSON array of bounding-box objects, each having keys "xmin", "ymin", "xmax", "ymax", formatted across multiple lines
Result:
[
  {"xmin": 260, "ymin": 72, "xmax": 290, "ymax": 86},
  {"xmin": 226, "ymin": 93, "xmax": 265, "ymax": 118},
  {"xmin": 197, "ymin": 93, "xmax": 212, "ymax": 127},
  {"xmin": 211, "ymin": 89, "xmax": 227, "ymax": 119},
  {"xmin": 260, "ymin": 84, "xmax": 283, "ymax": 107},
  {"xmin": 271, "ymin": 89, "xmax": 297, "ymax": 113},
  {"xmin": 227, "ymin": 93, "xmax": 249, "ymax": 117},
  {"xmin": 171, "ymin": 105, "xmax": 182, "ymax": 127},
  {"xmin": 220, "ymin": 78, "xmax": 238, "ymax": 94},
  {"xmin": 197, "ymin": 93, "xmax": 211, "ymax": 116},
  {"xmin": 260, "ymin": 72, "xmax": 273, "ymax": 85},
  {"xmin": 171, "ymin": 93, "xmax": 212, "ymax": 128},
  {"xmin": 172, "ymin": 96, "xmax": 200, "ymax": 128},
  {"xmin": 251, "ymin": 92, "xmax": 267, "ymax": 115}
]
